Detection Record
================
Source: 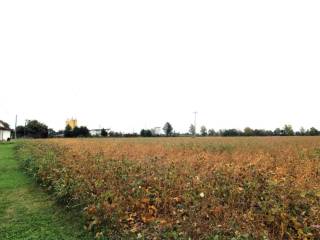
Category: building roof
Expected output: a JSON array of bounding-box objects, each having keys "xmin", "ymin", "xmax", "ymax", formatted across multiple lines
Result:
[{"xmin": 0, "ymin": 120, "xmax": 11, "ymax": 131}]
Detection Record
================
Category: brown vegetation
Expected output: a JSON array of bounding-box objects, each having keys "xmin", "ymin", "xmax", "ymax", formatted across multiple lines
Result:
[{"xmin": 16, "ymin": 137, "xmax": 320, "ymax": 239}]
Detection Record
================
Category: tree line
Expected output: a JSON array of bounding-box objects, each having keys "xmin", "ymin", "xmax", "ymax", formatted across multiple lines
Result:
[
  {"xmin": 192, "ymin": 124, "xmax": 320, "ymax": 137},
  {"xmin": 141, "ymin": 124, "xmax": 320, "ymax": 137},
  {"xmin": 11, "ymin": 119, "xmax": 320, "ymax": 139},
  {"xmin": 64, "ymin": 125, "xmax": 90, "ymax": 137}
]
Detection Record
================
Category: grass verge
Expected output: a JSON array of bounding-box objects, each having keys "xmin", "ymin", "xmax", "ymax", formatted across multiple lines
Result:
[{"xmin": 0, "ymin": 143, "xmax": 93, "ymax": 240}]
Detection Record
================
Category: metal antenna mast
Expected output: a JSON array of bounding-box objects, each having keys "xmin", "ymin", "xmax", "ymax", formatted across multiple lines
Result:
[
  {"xmin": 193, "ymin": 111, "xmax": 197, "ymax": 137},
  {"xmin": 14, "ymin": 115, "xmax": 17, "ymax": 139}
]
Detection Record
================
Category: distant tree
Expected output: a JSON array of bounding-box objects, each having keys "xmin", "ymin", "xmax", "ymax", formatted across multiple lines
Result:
[
  {"xmin": 72, "ymin": 126, "xmax": 80, "ymax": 137},
  {"xmin": 64, "ymin": 124, "xmax": 73, "ymax": 137},
  {"xmin": 109, "ymin": 131, "xmax": 123, "ymax": 137},
  {"xmin": 140, "ymin": 129, "xmax": 152, "ymax": 137},
  {"xmin": 56, "ymin": 130, "xmax": 64, "ymax": 136},
  {"xmin": 189, "ymin": 124, "xmax": 196, "ymax": 136},
  {"xmin": 163, "ymin": 122, "xmax": 173, "ymax": 136},
  {"xmin": 24, "ymin": 120, "xmax": 48, "ymax": 138},
  {"xmin": 283, "ymin": 124, "xmax": 294, "ymax": 136},
  {"xmin": 16, "ymin": 125, "xmax": 25, "ymax": 138},
  {"xmin": 274, "ymin": 128, "xmax": 281, "ymax": 136},
  {"xmin": 299, "ymin": 127, "xmax": 306, "ymax": 136},
  {"xmin": 63, "ymin": 125, "xmax": 90, "ymax": 138},
  {"xmin": 123, "ymin": 133, "xmax": 139, "ymax": 137},
  {"xmin": 244, "ymin": 127, "xmax": 254, "ymax": 136},
  {"xmin": 48, "ymin": 128, "xmax": 56, "ymax": 137},
  {"xmin": 221, "ymin": 129, "xmax": 241, "ymax": 136},
  {"xmin": 200, "ymin": 125, "xmax": 207, "ymax": 136},
  {"xmin": 309, "ymin": 127, "xmax": 319, "ymax": 136},
  {"xmin": 208, "ymin": 129, "xmax": 216, "ymax": 136},
  {"xmin": 265, "ymin": 130, "xmax": 274, "ymax": 136},
  {"xmin": 171, "ymin": 131, "xmax": 180, "ymax": 137},
  {"xmin": 146, "ymin": 129, "xmax": 152, "ymax": 137},
  {"xmin": 140, "ymin": 129, "xmax": 145, "ymax": 137},
  {"xmin": 101, "ymin": 128, "xmax": 108, "ymax": 137},
  {"xmin": 253, "ymin": 129, "xmax": 267, "ymax": 136},
  {"xmin": 78, "ymin": 126, "xmax": 90, "ymax": 137}
]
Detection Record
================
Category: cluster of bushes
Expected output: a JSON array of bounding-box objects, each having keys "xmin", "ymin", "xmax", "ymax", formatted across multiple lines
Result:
[
  {"xmin": 64, "ymin": 125, "xmax": 90, "ymax": 138},
  {"xmin": 16, "ymin": 120, "xmax": 48, "ymax": 138},
  {"xmin": 140, "ymin": 129, "xmax": 153, "ymax": 137},
  {"xmin": 108, "ymin": 131, "xmax": 139, "ymax": 138},
  {"xmin": 64, "ymin": 127, "xmax": 140, "ymax": 138}
]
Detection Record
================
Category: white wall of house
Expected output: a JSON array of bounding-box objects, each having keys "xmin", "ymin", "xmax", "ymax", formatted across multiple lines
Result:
[
  {"xmin": 0, "ymin": 130, "xmax": 11, "ymax": 141},
  {"xmin": 90, "ymin": 129, "xmax": 102, "ymax": 136}
]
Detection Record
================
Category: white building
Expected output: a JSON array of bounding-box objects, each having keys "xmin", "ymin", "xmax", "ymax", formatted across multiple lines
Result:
[
  {"xmin": 152, "ymin": 127, "xmax": 162, "ymax": 135},
  {"xmin": 89, "ymin": 128, "xmax": 110, "ymax": 137},
  {"xmin": 90, "ymin": 129, "xmax": 102, "ymax": 136},
  {"xmin": 0, "ymin": 121, "xmax": 11, "ymax": 141}
]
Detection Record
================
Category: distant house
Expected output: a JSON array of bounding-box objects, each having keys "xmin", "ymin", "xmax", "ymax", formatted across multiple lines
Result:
[
  {"xmin": 152, "ymin": 127, "xmax": 162, "ymax": 135},
  {"xmin": 90, "ymin": 129, "xmax": 102, "ymax": 136},
  {"xmin": 89, "ymin": 128, "xmax": 110, "ymax": 137},
  {"xmin": 0, "ymin": 120, "xmax": 11, "ymax": 141}
]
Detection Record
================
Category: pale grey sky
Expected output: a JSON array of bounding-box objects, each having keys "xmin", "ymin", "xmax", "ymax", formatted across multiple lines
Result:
[{"xmin": 1, "ymin": 1, "xmax": 320, "ymax": 132}]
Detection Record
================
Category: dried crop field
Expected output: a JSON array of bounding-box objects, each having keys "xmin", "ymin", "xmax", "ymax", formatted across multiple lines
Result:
[{"xmin": 16, "ymin": 137, "xmax": 320, "ymax": 239}]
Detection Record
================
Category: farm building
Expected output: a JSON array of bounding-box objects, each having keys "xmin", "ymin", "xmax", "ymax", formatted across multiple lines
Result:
[
  {"xmin": 89, "ymin": 128, "xmax": 110, "ymax": 136},
  {"xmin": 0, "ymin": 120, "xmax": 11, "ymax": 141},
  {"xmin": 66, "ymin": 118, "xmax": 77, "ymax": 130}
]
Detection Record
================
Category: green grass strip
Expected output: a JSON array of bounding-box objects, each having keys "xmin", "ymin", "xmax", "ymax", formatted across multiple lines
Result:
[{"xmin": 0, "ymin": 143, "xmax": 93, "ymax": 240}]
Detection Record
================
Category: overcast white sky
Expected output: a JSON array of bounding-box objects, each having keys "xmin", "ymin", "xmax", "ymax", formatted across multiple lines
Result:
[{"xmin": 1, "ymin": 1, "xmax": 320, "ymax": 132}]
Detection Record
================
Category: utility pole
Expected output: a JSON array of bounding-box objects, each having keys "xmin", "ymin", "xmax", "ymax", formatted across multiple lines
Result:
[
  {"xmin": 193, "ymin": 111, "xmax": 197, "ymax": 137},
  {"xmin": 14, "ymin": 115, "xmax": 17, "ymax": 139},
  {"xmin": 24, "ymin": 119, "xmax": 28, "ymax": 138}
]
